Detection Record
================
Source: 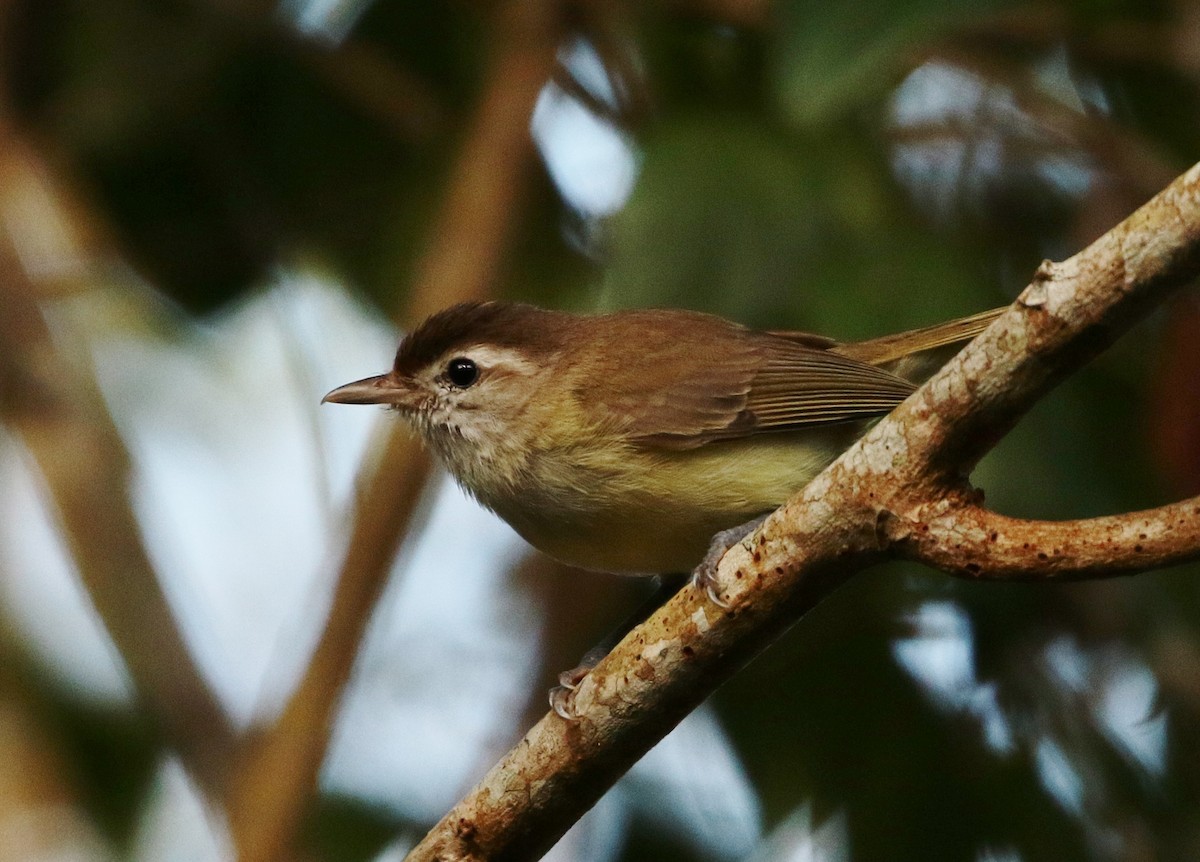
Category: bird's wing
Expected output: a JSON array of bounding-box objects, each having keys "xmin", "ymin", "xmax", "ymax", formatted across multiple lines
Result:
[
  {"xmin": 580, "ymin": 311, "xmax": 916, "ymax": 451},
  {"xmin": 735, "ymin": 338, "xmax": 916, "ymax": 434}
]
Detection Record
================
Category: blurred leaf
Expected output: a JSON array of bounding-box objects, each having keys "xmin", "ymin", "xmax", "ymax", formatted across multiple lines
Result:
[
  {"xmin": 599, "ymin": 115, "xmax": 824, "ymax": 324},
  {"xmin": 302, "ymin": 794, "xmax": 403, "ymax": 862},
  {"xmin": 601, "ymin": 115, "xmax": 996, "ymax": 334},
  {"xmin": 636, "ymin": 13, "xmax": 768, "ymax": 114},
  {"xmin": 772, "ymin": 0, "xmax": 1013, "ymax": 128},
  {"xmin": 353, "ymin": 0, "xmax": 484, "ymax": 105},
  {"xmin": 45, "ymin": 695, "xmax": 157, "ymax": 849},
  {"xmin": 19, "ymin": 0, "xmax": 487, "ymax": 314}
]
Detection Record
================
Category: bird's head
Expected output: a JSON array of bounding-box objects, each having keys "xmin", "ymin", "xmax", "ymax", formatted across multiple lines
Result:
[{"xmin": 323, "ymin": 301, "xmax": 577, "ymax": 467}]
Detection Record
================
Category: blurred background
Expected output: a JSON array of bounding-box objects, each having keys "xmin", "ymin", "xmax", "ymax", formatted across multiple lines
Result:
[{"xmin": 1, "ymin": 1, "xmax": 1200, "ymax": 861}]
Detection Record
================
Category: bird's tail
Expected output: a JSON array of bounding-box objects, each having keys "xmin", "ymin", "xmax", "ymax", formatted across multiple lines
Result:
[{"xmin": 833, "ymin": 306, "xmax": 1007, "ymax": 367}]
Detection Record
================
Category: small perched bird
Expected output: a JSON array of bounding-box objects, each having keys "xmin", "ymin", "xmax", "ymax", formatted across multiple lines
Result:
[{"xmin": 323, "ymin": 301, "xmax": 1003, "ymax": 581}]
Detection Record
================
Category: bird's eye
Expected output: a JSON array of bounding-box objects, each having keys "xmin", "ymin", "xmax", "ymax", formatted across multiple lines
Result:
[{"xmin": 445, "ymin": 357, "xmax": 478, "ymax": 388}]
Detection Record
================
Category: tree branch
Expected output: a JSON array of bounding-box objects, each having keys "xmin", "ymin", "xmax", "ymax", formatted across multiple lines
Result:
[
  {"xmin": 403, "ymin": 161, "xmax": 1200, "ymax": 862},
  {"xmin": 895, "ymin": 497, "xmax": 1200, "ymax": 580},
  {"xmin": 0, "ymin": 134, "xmax": 238, "ymax": 798}
]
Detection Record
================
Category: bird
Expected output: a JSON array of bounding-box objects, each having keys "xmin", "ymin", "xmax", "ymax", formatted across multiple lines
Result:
[{"xmin": 323, "ymin": 301, "xmax": 1004, "ymax": 582}]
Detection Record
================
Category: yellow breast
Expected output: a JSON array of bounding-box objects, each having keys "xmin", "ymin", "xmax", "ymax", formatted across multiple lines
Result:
[{"xmin": 484, "ymin": 427, "xmax": 858, "ymax": 574}]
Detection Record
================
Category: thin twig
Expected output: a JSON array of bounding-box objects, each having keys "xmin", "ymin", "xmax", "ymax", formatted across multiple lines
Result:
[
  {"xmin": 551, "ymin": 62, "xmax": 626, "ymax": 129},
  {"xmin": 403, "ymin": 162, "xmax": 1200, "ymax": 862}
]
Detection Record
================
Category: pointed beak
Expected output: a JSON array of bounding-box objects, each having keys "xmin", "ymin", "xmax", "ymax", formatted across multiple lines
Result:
[{"xmin": 321, "ymin": 373, "xmax": 407, "ymax": 405}]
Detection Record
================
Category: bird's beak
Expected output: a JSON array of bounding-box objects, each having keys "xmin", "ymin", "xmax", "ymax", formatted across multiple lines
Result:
[{"xmin": 321, "ymin": 373, "xmax": 408, "ymax": 406}]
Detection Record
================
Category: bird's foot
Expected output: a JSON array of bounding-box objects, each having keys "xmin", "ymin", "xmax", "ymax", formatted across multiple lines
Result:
[
  {"xmin": 548, "ymin": 575, "xmax": 688, "ymax": 720},
  {"xmin": 691, "ymin": 515, "xmax": 770, "ymax": 608},
  {"xmin": 548, "ymin": 661, "xmax": 592, "ymax": 720}
]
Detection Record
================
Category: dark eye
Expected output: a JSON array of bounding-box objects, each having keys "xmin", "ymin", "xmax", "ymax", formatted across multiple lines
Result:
[{"xmin": 446, "ymin": 357, "xmax": 478, "ymax": 388}]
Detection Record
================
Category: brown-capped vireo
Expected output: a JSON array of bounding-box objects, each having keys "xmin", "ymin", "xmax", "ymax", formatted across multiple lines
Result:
[{"xmin": 323, "ymin": 301, "xmax": 1003, "ymax": 584}]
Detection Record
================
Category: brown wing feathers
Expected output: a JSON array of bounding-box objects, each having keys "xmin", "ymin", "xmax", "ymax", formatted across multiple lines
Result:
[
  {"xmin": 741, "ymin": 339, "xmax": 914, "ymax": 429},
  {"xmin": 602, "ymin": 312, "xmax": 920, "ymax": 450},
  {"xmin": 584, "ymin": 311, "xmax": 763, "ymax": 449},
  {"xmin": 612, "ymin": 306, "xmax": 1004, "ymax": 451}
]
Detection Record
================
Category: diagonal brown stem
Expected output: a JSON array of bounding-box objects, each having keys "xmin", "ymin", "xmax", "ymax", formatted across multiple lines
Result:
[
  {"xmin": 0, "ymin": 198, "xmax": 238, "ymax": 798},
  {"xmin": 223, "ymin": 3, "xmax": 567, "ymax": 861}
]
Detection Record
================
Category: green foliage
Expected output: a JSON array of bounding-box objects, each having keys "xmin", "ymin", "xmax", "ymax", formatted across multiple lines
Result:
[
  {"xmin": 302, "ymin": 796, "xmax": 406, "ymax": 862},
  {"xmin": 772, "ymin": 0, "xmax": 1014, "ymax": 128},
  {"xmin": 602, "ymin": 115, "xmax": 995, "ymax": 335}
]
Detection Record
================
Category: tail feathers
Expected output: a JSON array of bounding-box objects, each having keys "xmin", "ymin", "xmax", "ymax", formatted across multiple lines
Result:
[{"xmin": 832, "ymin": 306, "xmax": 1007, "ymax": 366}]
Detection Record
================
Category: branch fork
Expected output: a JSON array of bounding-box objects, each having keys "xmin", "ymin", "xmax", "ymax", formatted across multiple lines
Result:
[{"xmin": 405, "ymin": 160, "xmax": 1200, "ymax": 862}]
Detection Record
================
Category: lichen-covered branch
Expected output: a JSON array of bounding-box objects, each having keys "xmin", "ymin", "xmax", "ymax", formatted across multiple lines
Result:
[
  {"xmin": 893, "ymin": 497, "xmax": 1200, "ymax": 580},
  {"xmin": 404, "ymin": 162, "xmax": 1200, "ymax": 862}
]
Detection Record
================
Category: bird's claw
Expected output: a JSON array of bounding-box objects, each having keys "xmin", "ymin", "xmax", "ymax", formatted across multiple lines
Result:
[
  {"xmin": 691, "ymin": 515, "xmax": 769, "ymax": 608},
  {"xmin": 691, "ymin": 563, "xmax": 731, "ymax": 609},
  {"xmin": 549, "ymin": 684, "xmax": 578, "ymax": 721},
  {"xmin": 549, "ymin": 664, "xmax": 590, "ymax": 720},
  {"xmin": 557, "ymin": 667, "xmax": 584, "ymax": 691}
]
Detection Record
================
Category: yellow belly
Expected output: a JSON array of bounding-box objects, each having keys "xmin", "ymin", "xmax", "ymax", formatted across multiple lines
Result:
[{"xmin": 487, "ymin": 427, "xmax": 858, "ymax": 574}]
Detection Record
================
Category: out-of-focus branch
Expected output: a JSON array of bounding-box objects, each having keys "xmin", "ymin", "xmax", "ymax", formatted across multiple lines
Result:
[
  {"xmin": 223, "ymin": 3, "xmax": 566, "ymax": 861},
  {"xmin": 565, "ymin": 1, "xmax": 653, "ymax": 129},
  {"xmin": 551, "ymin": 63, "xmax": 626, "ymax": 128},
  {"xmin": 403, "ymin": 163, "xmax": 1200, "ymax": 862},
  {"xmin": 660, "ymin": 0, "xmax": 769, "ymax": 28},
  {"xmin": 0, "ymin": 139, "xmax": 238, "ymax": 798},
  {"xmin": 0, "ymin": 632, "xmax": 112, "ymax": 862},
  {"xmin": 306, "ymin": 40, "xmax": 446, "ymax": 143},
  {"xmin": 401, "ymin": 1, "xmax": 565, "ymax": 321},
  {"xmin": 187, "ymin": 0, "xmax": 446, "ymax": 143}
]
